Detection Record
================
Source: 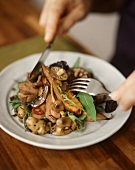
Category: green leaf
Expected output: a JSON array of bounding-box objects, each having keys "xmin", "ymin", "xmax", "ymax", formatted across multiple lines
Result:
[
  {"xmin": 72, "ymin": 57, "xmax": 80, "ymax": 68},
  {"xmin": 68, "ymin": 113, "xmax": 83, "ymax": 126},
  {"xmin": 9, "ymin": 96, "xmax": 30, "ymax": 109},
  {"xmin": 20, "ymin": 107, "xmax": 32, "ymax": 117},
  {"xmin": 79, "ymin": 114, "xmax": 87, "ymax": 121},
  {"xmin": 10, "ymin": 97, "xmax": 22, "ymax": 109},
  {"xmin": 57, "ymin": 85, "xmax": 85, "ymax": 111},
  {"xmin": 77, "ymin": 92, "xmax": 96, "ymax": 121},
  {"xmin": 21, "ymin": 107, "xmax": 32, "ymax": 131},
  {"xmin": 96, "ymin": 105, "xmax": 105, "ymax": 113},
  {"xmin": 85, "ymin": 68, "xmax": 93, "ymax": 73}
]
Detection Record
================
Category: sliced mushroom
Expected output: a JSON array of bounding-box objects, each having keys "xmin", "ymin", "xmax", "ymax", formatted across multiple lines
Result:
[
  {"xmin": 73, "ymin": 67, "xmax": 93, "ymax": 78},
  {"xmin": 50, "ymin": 66, "xmax": 68, "ymax": 80},
  {"xmin": 51, "ymin": 100, "xmax": 65, "ymax": 112},
  {"xmin": 49, "ymin": 61, "xmax": 69, "ymax": 70},
  {"xmin": 31, "ymin": 85, "xmax": 49, "ymax": 107}
]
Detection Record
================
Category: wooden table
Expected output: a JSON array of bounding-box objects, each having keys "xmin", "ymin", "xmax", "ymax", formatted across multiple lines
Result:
[{"xmin": 0, "ymin": 1, "xmax": 135, "ymax": 170}]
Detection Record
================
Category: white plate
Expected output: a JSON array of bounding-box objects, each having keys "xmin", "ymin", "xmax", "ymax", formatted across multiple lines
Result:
[{"xmin": 0, "ymin": 51, "xmax": 131, "ymax": 150}]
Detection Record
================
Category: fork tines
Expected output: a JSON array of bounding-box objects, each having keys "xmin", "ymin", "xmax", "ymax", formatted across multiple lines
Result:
[{"xmin": 69, "ymin": 78, "xmax": 91, "ymax": 93}]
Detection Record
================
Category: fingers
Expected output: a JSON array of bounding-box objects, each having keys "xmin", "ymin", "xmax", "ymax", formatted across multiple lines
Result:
[
  {"xmin": 39, "ymin": 0, "xmax": 91, "ymax": 43},
  {"xmin": 58, "ymin": 5, "xmax": 87, "ymax": 35},
  {"xmin": 111, "ymin": 70, "xmax": 135, "ymax": 111},
  {"xmin": 39, "ymin": 0, "xmax": 66, "ymax": 43},
  {"xmin": 45, "ymin": 3, "xmax": 66, "ymax": 42},
  {"xmin": 39, "ymin": 0, "xmax": 50, "ymax": 27},
  {"xmin": 119, "ymin": 90, "xmax": 135, "ymax": 111}
]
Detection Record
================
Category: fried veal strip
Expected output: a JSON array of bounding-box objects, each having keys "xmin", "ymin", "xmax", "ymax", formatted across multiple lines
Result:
[{"xmin": 42, "ymin": 64, "xmax": 63, "ymax": 101}]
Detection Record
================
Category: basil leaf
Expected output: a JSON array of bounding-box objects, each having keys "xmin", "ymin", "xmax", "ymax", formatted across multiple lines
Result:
[
  {"xmin": 77, "ymin": 92, "xmax": 96, "ymax": 121},
  {"xmin": 72, "ymin": 57, "xmax": 80, "ymax": 68}
]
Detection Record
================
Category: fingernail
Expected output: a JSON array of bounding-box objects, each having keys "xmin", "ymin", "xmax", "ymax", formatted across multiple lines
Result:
[
  {"xmin": 45, "ymin": 32, "xmax": 52, "ymax": 42},
  {"xmin": 110, "ymin": 91, "xmax": 119, "ymax": 100}
]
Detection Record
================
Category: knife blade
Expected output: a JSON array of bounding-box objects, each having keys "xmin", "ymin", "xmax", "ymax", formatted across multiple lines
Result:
[{"xmin": 29, "ymin": 41, "xmax": 53, "ymax": 82}]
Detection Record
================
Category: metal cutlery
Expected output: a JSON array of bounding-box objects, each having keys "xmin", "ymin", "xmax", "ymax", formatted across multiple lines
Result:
[
  {"xmin": 69, "ymin": 77, "xmax": 110, "ymax": 97},
  {"xmin": 29, "ymin": 41, "xmax": 54, "ymax": 83}
]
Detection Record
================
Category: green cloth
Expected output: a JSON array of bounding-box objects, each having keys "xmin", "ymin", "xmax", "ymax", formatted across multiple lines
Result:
[{"xmin": 0, "ymin": 36, "xmax": 82, "ymax": 71}]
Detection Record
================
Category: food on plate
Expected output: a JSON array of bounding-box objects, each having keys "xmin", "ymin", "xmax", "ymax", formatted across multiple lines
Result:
[{"xmin": 10, "ymin": 58, "xmax": 117, "ymax": 136}]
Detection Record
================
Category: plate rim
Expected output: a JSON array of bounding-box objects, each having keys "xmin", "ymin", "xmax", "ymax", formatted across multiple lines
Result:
[{"xmin": 0, "ymin": 51, "xmax": 131, "ymax": 150}]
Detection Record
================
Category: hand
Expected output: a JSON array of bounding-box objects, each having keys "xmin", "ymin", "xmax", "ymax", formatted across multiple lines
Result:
[
  {"xmin": 39, "ymin": 0, "xmax": 91, "ymax": 43},
  {"xmin": 111, "ymin": 70, "xmax": 135, "ymax": 111}
]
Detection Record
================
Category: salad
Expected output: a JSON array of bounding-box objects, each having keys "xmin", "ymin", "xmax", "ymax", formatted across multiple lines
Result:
[{"xmin": 10, "ymin": 58, "xmax": 117, "ymax": 136}]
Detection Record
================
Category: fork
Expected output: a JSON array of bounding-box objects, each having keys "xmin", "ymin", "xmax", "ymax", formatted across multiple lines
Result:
[{"xmin": 69, "ymin": 78, "xmax": 111, "ymax": 97}]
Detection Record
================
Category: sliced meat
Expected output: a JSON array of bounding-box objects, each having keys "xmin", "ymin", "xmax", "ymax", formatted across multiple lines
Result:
[
  {"xmin": 42, "ymin": 64, "xmax": 63, "ymax": 101},
  {"xmin": 18, "ymin": 82, "xmax": 38, "ymax": 95},
  {"xmin": 85, "ymin": 112, "xmax": 107, "ymax": 122},
  {"xmin": 26, "ymin": 74, "xmax": 43, "ymax": 87},
  {"xmin": 45, "ymin": 94, "xmax": 57, "ymax": 123},
  {"xmin": 18, "ymin": 92, "xmax": 37, "ymax": 102}
]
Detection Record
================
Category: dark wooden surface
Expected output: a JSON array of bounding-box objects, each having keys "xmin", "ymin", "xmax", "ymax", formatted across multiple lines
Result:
[{"xmin": 0, "ymin": 1, "xmax": 135, "ymax": 170}]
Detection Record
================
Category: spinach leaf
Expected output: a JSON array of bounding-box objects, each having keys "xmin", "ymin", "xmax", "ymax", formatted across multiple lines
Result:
[
  {"xmin": 77, "ymin": 92, "xmax": 96, "ymax": 121},
  {"xmin": 72, "ymin": 57, "xmax": 80, "ymax": 68}
]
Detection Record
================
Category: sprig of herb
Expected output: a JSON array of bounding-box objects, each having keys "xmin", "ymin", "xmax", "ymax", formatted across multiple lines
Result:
[
  {"xmin": 85, "ymin": 68, "xmax": 93, "ymax": 73},
  {"xmin": 21, "ymin": 107, "xmax": 32, "ymax": 117},
  {"xmin": 10, "ymin": 96, "xmax": 23, "ymax": 109},
  {"xmin": 10, "ymin": 96, "xmax": 30, "ymax": 109},
  {"xmin": 67, "ymin": 112, "xmax": 86, "ymax": 131},
  {"xmin": 77, "ymin": 92, "xmax": 96, "ymax": 121},
  {"xmin": 72, "ymin": 57, "xmax": 80, "ymax": 68},
  {"xmin": 21, "ymin": 107, "xmax": 32, "ymax": 131},
  {"xmin": 57, "ymin": 85, "xmax": 85, "ymax": 111},
  {"xmin": 72, "ymin": 57, "xmax": 93, "ymax": 73}
]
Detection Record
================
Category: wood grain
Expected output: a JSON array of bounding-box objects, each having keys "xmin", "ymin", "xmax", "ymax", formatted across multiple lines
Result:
[{"xmin": 0, "ymin": 0, "xmax": 135, "ymax": 170}]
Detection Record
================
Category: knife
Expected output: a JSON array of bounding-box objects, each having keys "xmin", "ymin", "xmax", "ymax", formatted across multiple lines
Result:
[{"xmin": 29, "ymin": 41, "xmax": 53, "ymax": 82}]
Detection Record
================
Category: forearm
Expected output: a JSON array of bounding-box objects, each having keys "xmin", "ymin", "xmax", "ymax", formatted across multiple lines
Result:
[{"xmin": 90, "ymin": 0, "xmax": 125, "ymax": 13}]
